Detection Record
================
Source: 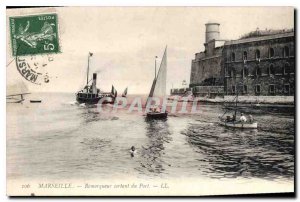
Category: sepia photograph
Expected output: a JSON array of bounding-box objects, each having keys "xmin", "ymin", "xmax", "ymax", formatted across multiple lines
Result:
[{"xmin": 6, "ymin": 6, "xmax": 295, "ymax": 196}]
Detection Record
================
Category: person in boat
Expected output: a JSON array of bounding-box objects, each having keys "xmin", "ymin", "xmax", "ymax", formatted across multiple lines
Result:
[
  {"xmin": 225, "ymin": 115, "xmax": 235, "ymax": 122},
  {"xmin": 149, "ymin": 105, "xmax": 160, "ymax": 113},
  {"xmin": 130, "ymin": 146, "xmax": 136, "ymax": 157},
  {"xmin": 240, "ymin": 113, "xmax": 247, "ymax": 123},
  {"xmin": 155, "ymin": 106, "xmax": 161, "ymax": 113},
  {"xmin": 232, "ymin": 114, "xmax": 236, "ymax": 122},
  {"xmin": 249, "ymin": 114, "xmax": 253, "ymax": 123},
  {"xmin": 226, "ymin": 116, "xmax": 231, "ymax": 122},
  {"xmin": 149, "ymin": 106, "xmax": 154, "ymax": 112}
]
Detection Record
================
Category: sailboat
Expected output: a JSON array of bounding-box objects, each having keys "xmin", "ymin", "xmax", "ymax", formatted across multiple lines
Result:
[
  {"xmin": 76, "ymin": 52, "xmax": 115, "ymax": 104},
  {"xmin": 6, "ymin": 80, "xmax": 30, "ymax": 103},
  {"xmin": 122, "ymin": 87, "xmax": 128, "ymax": 97},
  {"xmin": 218, "ymin": 83, "xmax": 258, "ymax": 129},
  {"xmin": 146, "ymin": 47, "xmax": 168, "ymax": 119},
  {"xmin": 111, "ymin": 85, "xmax": 118, "ymax": 98}
]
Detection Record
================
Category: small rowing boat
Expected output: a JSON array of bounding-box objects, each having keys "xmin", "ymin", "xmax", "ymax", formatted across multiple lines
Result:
[{"xmin": 30, "ymin": 100, "xmax": 42, "ymax": 103}]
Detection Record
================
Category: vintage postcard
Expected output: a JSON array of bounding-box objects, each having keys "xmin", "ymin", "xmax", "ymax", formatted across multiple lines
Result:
[{"xmin": 6, "ymin": 7, "xmax": 295, "ymax": 196}]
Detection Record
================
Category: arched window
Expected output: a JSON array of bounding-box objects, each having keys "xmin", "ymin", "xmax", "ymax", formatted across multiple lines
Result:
[
  {"xmin": 283, "ymin": 46, "xmax": 290, "ymax": 58},
  {"xmin": 231, "ymin": 52, "xmax": 235, "ymax": 62},
  {"xmin": 284, "ymin": 63, "xmax": 290, "ymax": 75},
  {"xmin": 243, "ymin": 51, "xmax": 248, "ymax": 61},
  {"xmin": 269, "ymin": 64, "xmax": 275, "ymax": 76},
  {"xmin": 255, "ymin": 50, "xmax": 260, "ymax": 60},
  {"xmin": 269, "ymin": 48, "xmax": 275, "ymax": 58}
]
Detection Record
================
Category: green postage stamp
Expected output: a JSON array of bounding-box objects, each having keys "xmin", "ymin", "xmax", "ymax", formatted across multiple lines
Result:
[{"xmin": 9, "ymin": 13, "xmax": 59, "ymax": 56}]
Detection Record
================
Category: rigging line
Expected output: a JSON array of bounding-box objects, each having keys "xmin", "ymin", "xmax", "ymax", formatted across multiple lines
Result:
[
  {"xmin": 8, "ymin": 43, "xmax": 24, "ymax": 67},
  {"xmin": 220, "ymin": 93, "xmax": 238, "ymax": 118},
  {"xmin": 6, "ymin": 58, "xmax": 16, "ymax": 67}
]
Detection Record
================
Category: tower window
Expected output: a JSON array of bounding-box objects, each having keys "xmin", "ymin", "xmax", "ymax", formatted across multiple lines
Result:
[{"xmin": 269, "ymin": 48, "xmax": 275, "ymax": 58}]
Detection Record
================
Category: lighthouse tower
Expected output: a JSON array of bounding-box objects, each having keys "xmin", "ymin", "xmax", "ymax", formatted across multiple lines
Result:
[
  {"xmin": 204, "ymin": 22, "xmax": 221, "ymax": 56},
  {"xmin": 205, "ymin": 22, "xmax": 220, "ymax": 43}
]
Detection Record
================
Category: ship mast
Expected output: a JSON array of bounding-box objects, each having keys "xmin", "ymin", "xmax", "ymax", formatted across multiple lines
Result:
[
  {"xmin": 155, "ymin": 56, "xmax": 158, "ymax": 79},
  {"xmin": 87, "ymin": 52, "xmax": 93, "ymax": 86}
]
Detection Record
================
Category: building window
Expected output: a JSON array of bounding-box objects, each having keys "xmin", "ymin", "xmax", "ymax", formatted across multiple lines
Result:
[
  {"xmin": 243, "ymin": 85, "xmax": 248, "ymax": 94},
  {"xmin": 269, "ymin": 84, "xmax": 275, "ymax": 95},
  {"xmin": 284, "ymin": 84, "xmax": 290, "ymax": 95},
  {"xmin": 269, "ymin": 64, "xmax": 275, "ymax": 76},
  {"xmin": 231, "ymin": 68, "xmax": 236, "ymax": 78},
  {"xmin": 231, "ymin": 52, "xmax": 235, "ymax": 62},
  {"xmin": 255, "ymin": 85, "xmax": 261, "ymax": 94},
  {"xmin": 256, "ymin": 67, "xmax": 261, "ymax": 76},
  {"xmin": 228, "ymin": 67, "xmax": 232, "ymax": 77},
  {"xmin": 283, "ymin": 46, "xmax": 290, "ymax": 58},
  {"xmin": 225, "ymin": 66, "xmax": 228, "ymax": 76},
  {"xmin": 243, "ymin": 51, "xmax": 248, "ymax": 61},
  {"xmin": 232, "ymin": 85, "xmax": 236, "ymax": 94},
  {"xmin": 284, "ymin": 63, "xmax": 290, "ymax": 75},
  {"xmin": 244, "ymin": 66, "xmax": 249, "ymax": 76},
  {"xmin": 255, "ymin": 50, "xmax": 261, "ymax": 61},
  {"xmin": 269, "ymin": 48, "xmax": 275, "ymax": 58}
]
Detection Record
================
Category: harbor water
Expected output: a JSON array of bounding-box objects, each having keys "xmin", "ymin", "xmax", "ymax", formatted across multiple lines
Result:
[{"xmin": 7, "ymin": 93, "xmax": 294, "ymax": 183}]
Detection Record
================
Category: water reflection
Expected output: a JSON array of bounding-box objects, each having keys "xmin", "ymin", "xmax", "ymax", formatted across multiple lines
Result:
[
  {"xmin": 78, "ymin": 104, "xmax": 115, "ymax": 124},
  {"xmin": 183, "ymin": 122, "xmax": 294, "ymax": 180},
  {"xmin": 138, "ymin": 118, "xmax": 172, "ymax": 175}
]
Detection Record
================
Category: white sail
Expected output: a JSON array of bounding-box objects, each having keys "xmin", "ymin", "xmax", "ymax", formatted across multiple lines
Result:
[
  {"xmin": 152, "ymin": 47, "xmax": 167, "ymax": 98},
  {"xmin": 146, "ymin": 47, "xmax": 167, "ymax": 107},
  {"xmin": 122, "ymin": 87, "xmax": 128, "ymax": 97},
  {"xmin": 7, "ymin": 80, "xmax": 29, "ymax": 96},
  {"xmin": 6, "ymin": 57, "xmax": 30, "ymax": 96}
]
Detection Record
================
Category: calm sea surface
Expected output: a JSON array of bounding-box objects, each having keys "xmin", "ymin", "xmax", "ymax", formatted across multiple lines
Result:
[{"xmin": 7, "ymin": 93, "xmax": 294, "ymax": 182}]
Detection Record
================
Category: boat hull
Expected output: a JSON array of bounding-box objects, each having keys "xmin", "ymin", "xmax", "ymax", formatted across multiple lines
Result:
[
  {"xmin": 7, "ymin": 99, "xmax": 24, "ymax": 103},
  {"xmin": 219, "ymin": 119, "xmax": 258, "ymax": 129},
  {"xmin": 30, "ymin": 100, "xmax": 42, "ymax": 103},
  {"xmin": 146, "ymin": 112, "xmax": 168, "ymax": 119},
  {"xmin": 76, "ymin": 94, "xmax": 114, "ymax": 105}
]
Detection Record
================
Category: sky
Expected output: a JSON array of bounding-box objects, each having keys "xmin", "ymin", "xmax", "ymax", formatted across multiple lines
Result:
[{"xmin": 6, "ymin": 7, "xmax": 294, "ymax": 94}]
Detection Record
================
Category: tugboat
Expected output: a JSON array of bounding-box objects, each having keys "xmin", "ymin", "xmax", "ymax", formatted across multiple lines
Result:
[{"xmin": 76, "ymin": 52, "xmax": 116, "ymax": 105}]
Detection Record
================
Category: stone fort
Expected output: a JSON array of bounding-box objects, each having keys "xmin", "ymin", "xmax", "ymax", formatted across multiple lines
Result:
[{"xmin": 172, "ymin": 22, "xmax": 294, "ymax": 103}]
